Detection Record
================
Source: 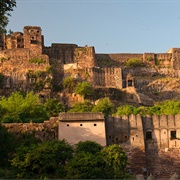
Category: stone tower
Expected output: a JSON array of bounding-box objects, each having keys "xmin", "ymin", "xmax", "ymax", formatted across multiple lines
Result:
[{"xmin": 23, "ymin": 26, "xmax": 43, "ymax": 56}]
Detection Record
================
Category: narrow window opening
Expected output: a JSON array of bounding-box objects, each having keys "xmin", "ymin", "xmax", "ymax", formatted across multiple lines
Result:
[
  {"xmin": 171, "ymin": 131, "xmax": 177, "ymax": 140},
  {"xmin": 136, "ymin": 134, "xmax": 138, "ymax": 137},
  {"xmin": 30, "ymin": 40, "xmax": 37, "ymax": 44},
  {"xmin": 116, "ymin": 137, "xmax": 118, "ymax": 141},
  {"xmin": 128, "ymin": 80, "xmax": 133, "ymax": 87},
  {"xmin": 125, "ymin": 135, "xmax": 127, "ymax": 139},
  {"xmin": 67, "ymin": 124, "xmax": 69, "ymax": 127},
  {"xmin": 80, "ymin": 124, "xmax": 83, "ymax": 126},
  {"xmin": 132, "ymin": 137, "xmax": 134, "ymax": 141},
  {"xmin": 146, "ymin": 131, "xmax": 152, "ymax": 140},
  {"xmin": 94, "ymin": 124, "xmax": 97, "ymax": 126},
  {"xmin": 109, "ymin": 135, "xmax": 111, "ymax": 139}
]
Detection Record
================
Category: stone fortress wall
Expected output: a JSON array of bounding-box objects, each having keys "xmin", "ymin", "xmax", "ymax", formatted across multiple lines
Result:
[
  {"xmin": 3, "ymin": 113, "xmax": 180, "ymax": 179},
  {"xmin": 1, "ymin": 25, "xmax": 180, "ymax": 95},
  {"xmin": 106, "ymin": 114, "xmax": 180, "ymax": 179}
]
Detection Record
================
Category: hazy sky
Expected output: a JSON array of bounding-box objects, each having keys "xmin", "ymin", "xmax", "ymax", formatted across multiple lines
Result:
[{"xmin": 7, "ymin": 0, "xmax": 180, "ymax": 53}]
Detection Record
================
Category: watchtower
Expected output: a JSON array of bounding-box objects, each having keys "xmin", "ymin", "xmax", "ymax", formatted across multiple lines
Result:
[{"xmin": 23, "ymin": 26, "xmax": 43, "ymax": 56}]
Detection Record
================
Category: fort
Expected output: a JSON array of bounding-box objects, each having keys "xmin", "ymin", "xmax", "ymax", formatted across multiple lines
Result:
[
  {"xmin": 1, "ymin": 26, "xmax": 180, "ymax": 179},
  {"xmin": 1, "ymin": 26, "xmax": 180, "ymax": 105}
]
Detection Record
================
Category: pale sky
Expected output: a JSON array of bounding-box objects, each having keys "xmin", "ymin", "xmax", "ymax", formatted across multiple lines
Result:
[{"xmin": 7, "ymin": 0, "xmax": 180, "ymax": 53}]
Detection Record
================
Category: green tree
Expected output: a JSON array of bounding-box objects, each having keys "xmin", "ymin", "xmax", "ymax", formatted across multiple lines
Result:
[
  {"xmin": 65, "ymin": 152, "xmax": 107, "ymax": 179},
  {"xmin": 0, "ymin": 124, "xmax": 16, "ymax": 168},
  {"xmin": 76, "ymin": 140, "xmax": 103, "ymax": 155},
  {"xmin": 75, "ymin": 81, "xmax": 94, "ymax": 98},
  {"xmin": 69, "ymin": 100, "xmax": 94, "ymax": 112},
  {"xmin": 44, "ymin": 98, "xmax": 65, "ymax": 117},
  {"xmin": 0, "ymin": 0, "xmax": 16, "ymax": 34},
  {"xmin": 0, "ymin": 91, "xmax": 48, "ymax": 123},
  {"xmin": 125, "ymin": 58, "xmax": 145, "ymax": 67},
  {"xmin": 63, "ymin": 76, "xmax": 78, "ymax": 93},
  {"xmin": 101, "ymin": 144, "xmax": 129, "ymax": 179},
  {"xmin": 11, "ymin": 139, "xmax": 74, "ymax": 179},
  {"xmin": 116, "ymin": 105, "xmax": 138, "ymax": 116},
  {"xmin": 92, "ymin": 97, "xmax": 114, "ymax": 117}
]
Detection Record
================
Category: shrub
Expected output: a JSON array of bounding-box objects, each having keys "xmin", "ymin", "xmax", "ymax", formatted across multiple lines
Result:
[
  {"xmin": 125, "ymin": 58, "xmax": 145, "ymax": 67},
  {"xmin": 63, "ymin": 76, "xmax": 77, "ymax": 93},
  {"xmin": 75, "ymin": 81, "xmax": 93, "ymax": 97},
  {"xmin": 146, "ymin": 56, "xmax": 153, "ymax": 61}
]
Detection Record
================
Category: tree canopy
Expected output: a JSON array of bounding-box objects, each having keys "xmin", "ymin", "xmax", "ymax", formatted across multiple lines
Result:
[
  {"xmin": 75, "ymin": 81, "xmax": 94, "ymax": 97},
  {"xmin": 11, "ymin": 139, "xmax": 74, "ymax": 179},
  {"xmin": 0, "ymin": 91, "xmax": 65, "ymax": 123},
  {"xmin": 68, "ymin": 100, "xmax": 94, "ymax": 112},
  {"xmin": 0, "ymin": 0, "xmax": 16, "ymax": 34},
  {"xmin": 92, "ymin": 97, "xmax": 114, "ymax": 117},
  {"xmin": 63, "ymin": 76, "xmax": 78, "ymax": 93}
]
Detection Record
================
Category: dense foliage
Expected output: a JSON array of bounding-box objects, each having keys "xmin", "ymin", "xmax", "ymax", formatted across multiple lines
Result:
[
  {"xmin": 11, "ymin": 139, "xmax": 73, "ymax": 179},
  {"xmin": 69, "ymin": 97, "xmax": 114, "ymax": 117},
  {"xmin": 0, "ymin": 91, "xmax": 65, "ymax": 123},
  {"xmin": 115, "ymin": 100, "xmax": 180, "ymax": 116},
  {"xmin": 0, "ymin": 126, "xmax": 130, "ymax": 180},
  {"xmin": 63, "ymin": 76, "xmax": 78, "ymax": 93},
  {"xmin": 75, "ymin": 140, "xmax": 103, "ymax": 154},
  {"xmin": 75, "ymin": 81, "xmax": 94, "ymax": 97},
  {"xmin": 44, "ymin": 98, "xmax": 65, "ymax": 117},
  {"xmin": 0, "ymin": 124, "xmax": 16, "ymax": 168},
  {"xmin": 92, "ymin": 97, "xmax": 114, "ymax": 117},
  {"xmin": 0, "ymin": 0, "xmax": 16, "ymax": 34},
  {"xmin": 125, "ymin": 58, "xmax": 145, "ymax": 67},
  {"xmin": 68, "ymin": 100, "xmax": 94, "ymax": 112}
]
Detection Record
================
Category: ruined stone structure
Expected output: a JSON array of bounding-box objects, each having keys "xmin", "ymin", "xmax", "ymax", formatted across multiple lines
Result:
[
  {"xmin": 0, "ymin": 26, "xmax": 51, "ymax": 96},
  {"xmin": 1, "ymin": 25, "xmax": 180, "ymax": 103}
]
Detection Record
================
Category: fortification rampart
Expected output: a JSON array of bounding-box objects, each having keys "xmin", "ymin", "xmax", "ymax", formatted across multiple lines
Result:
[
  {"xmin": 85, "ymin": 67, "xmax": 122, "ymax": 89},
  {"xmin": 106, "ymin": 114, "xmax": 180, "ymax": 178},
  {"xmin": 3, "ymin": 117, "xmax": 58, "ymax": 140},
  {"xmin": 74, "ymin": 46, "xmax": 95, "ymax": 68},
  {"xmin": 2, "ymin": 113, "xmax": 180, "ymax": 178},
  {"xmin": 43, "ymin": 43, "xmax": 77, "ymax": 64}
]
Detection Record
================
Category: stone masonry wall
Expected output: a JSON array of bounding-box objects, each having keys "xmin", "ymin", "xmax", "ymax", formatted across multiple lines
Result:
[
  {"xmin": 0, "ymin": 48, "xmax": 50, "ymax": 93},
  {"xmin": 106, "ymin": 114, "xmax": 180, "ymax": 178},
  {"xmin": 85, "ymin": 67, "xmax": 122, "ymax": 89},
  {"xmin": 3, "ymin": 117, "xmax": 59, "ymax": 140},
  {"xmin": 3, "ymin": 113, "xmax": 180, "ymax": 178}
]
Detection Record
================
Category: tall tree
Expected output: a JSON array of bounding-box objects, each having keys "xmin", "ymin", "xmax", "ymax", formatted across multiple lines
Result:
[
  {"xmin": 0, "ymin": 0, "xmax": 16, "ymax": 34},
  {"xmin": 11, "ymin": 140, "xmax": 74, "ymax": 179}
]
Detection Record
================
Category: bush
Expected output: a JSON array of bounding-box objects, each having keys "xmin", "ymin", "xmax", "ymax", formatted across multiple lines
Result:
[
  {"xmin": 125, "ymin": 58, "xmax": 145, "ymax": 67},
  {"xmin": 116, "ymin": 105, "xmax": 138, "ymax": 116},
  {"xmin": 75, "ymin": 81, "xmax": 94, "ymax": 98},
  {"xmin": 63, "ymin": 76, "xmax": 77, "ymax": 93},
  {"xmin": 92, "ymin": 97, "xmax": 114, "ymax": 117},
  {"xmin": 69, "ymin": 100, "xmax": 94, "ymax": 112}
]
